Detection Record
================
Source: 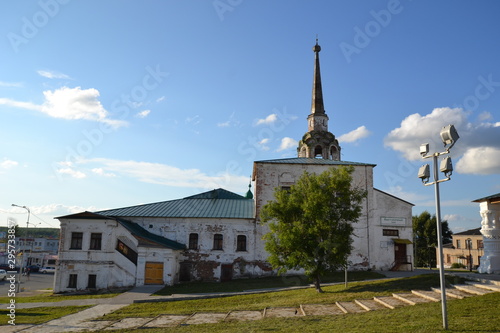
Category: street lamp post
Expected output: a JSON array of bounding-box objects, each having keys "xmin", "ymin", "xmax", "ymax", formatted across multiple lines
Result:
[
  {"xmin": 418, "ymin": 124, "xmax": 459, "ymax": 330},
  {"xmin": 11, "ymin": 204, "xmax": 31, "ymax": 292},
  {"xmin": 466, "ymin": 238, "xmax": 473, "ymax": 272}
]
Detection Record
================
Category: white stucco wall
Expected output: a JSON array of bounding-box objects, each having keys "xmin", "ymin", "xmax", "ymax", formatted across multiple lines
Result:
[
  {"xmin": 370, "ymin": 189, "xmax": 414, "ymax": 271},
  {"xmin": 252, "ymin": 161, "xmax": 413, "ymax": 271},
  {"xmin": 55, "ymin": 218, "xmax": 138, "ymax": 292},
  {"xmin": 253, "ymin": 162, "xmax": 376, "ymax": 269}
]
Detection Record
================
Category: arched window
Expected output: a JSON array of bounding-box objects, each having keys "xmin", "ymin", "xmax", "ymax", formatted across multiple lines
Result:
[
  {"xmin": 236, "ymin": 235, "xmax": 247, "ymax": 252},
  {"xmin": 314, "ymin": 145, "xmax": 323, "ymax": 158},
  {"xmin": 213, "ymin": 234, "xmax": 223, "ymax": 250},
  {"xmin": 188, "ymin": 233, "xmax": 198, "ymax": 250}
]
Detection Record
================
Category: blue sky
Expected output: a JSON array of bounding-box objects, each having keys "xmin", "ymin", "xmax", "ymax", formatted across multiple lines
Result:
[{"xmin": 1, "ymin": 0, "xmax": 499, "ymax": 232}]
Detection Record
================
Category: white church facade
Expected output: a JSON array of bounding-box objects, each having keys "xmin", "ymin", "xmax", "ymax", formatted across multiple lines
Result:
[{"xmin": 54, "ymin": 41, "xmax": 414, "ymax": 293}]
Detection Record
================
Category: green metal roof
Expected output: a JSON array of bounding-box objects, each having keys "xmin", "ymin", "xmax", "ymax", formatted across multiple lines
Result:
[
  {"xmin": 95, "ymin": 188, "xmax": 254, "ymax": 219},
  {"xmin": 116, "ymin": 217, "xmax": 185, "ymax": 250},
  {"xmin": 254, "ymin": 157, "xmax": 376, "ymax": 167},
  {"xmin": 55, "ymin": 212, "xmax": 185, "ymax": 250}
]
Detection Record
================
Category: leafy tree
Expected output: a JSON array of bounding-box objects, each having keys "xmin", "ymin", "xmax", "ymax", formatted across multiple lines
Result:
[
  {"xmin": 261, "ymin": 166, "xmax": 367, "ymax": 293},
  {"xmin": 412, "ymin": 211, "xmax": 452, "ymax": 267}
]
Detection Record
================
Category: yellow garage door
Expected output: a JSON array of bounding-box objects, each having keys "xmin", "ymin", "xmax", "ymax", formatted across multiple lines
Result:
[{"xmin": 145, "ymin": 262, "xmax": 163, "ymax": 285}]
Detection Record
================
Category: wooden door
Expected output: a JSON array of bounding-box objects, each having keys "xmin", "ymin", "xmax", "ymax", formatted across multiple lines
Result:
[
  {"xmin": 394, "ymin": 244, "xmax": 407, "ymax": 263},
  {"xmin": 145, "ymin": 262, "xmax": 163, "ymax": 285},
  {"xmin": 220, "ymin": 264, "xmax": 233, "ymax": 282}
]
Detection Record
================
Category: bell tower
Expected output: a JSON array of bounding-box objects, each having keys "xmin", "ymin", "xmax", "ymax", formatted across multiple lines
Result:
[{"xmin": 297, "ymin": 40, "xmax": 341, "ymax": 160}]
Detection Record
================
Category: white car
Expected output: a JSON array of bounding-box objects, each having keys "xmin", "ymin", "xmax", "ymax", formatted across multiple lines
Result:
[
  {"xmin": 40, "ymin": 267, "xmax": 56, "ymax": 274},
  {"xmin": 0, "ymin": 269, "xmax": 6, "ymax": 280}
]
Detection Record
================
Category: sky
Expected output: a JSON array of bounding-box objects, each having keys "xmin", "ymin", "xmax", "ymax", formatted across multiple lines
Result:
[{"xmin": 0, "ymin": 0, "xmax": 499, "ymax": 232}]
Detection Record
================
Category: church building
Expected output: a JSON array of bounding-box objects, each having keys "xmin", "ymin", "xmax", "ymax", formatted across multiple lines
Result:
[{"xmin": 54, "ymin": 41, "xmax": 414, "ymax": 293}]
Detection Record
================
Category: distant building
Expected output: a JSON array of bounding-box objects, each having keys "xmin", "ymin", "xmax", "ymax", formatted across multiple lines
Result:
[
  {"xmin": 437, "ymin": 228, "xmax": 483, "ymax": 270},
  {"xmin": 54, "ymin": 41, "xmax": 414, "ymax": 293},
  {"xmin": 15, "ymin": 236, "xmax": 59, "ymax": 268}
]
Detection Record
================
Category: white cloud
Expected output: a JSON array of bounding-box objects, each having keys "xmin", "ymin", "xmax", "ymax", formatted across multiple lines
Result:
[
  {"xmin": 0, "ymin": 159, "xmax": 18, "ymax": 169},
  {"xmin": 0, "ymin": 86, "xmax": 128, "ymax": 128},
  {"xmin": 56, "ymin": 167, "xmax": 86, "ymax": 179},
  {"xmin": 477, "ymin": 111, "xmax": 492, "ymax": 122},
  {"xmin": 156, "ymin": 96, "xmax": 165, "ymax": 103},
  {"xmin": 81, "ymin": 158, "xmax": 249, "ymax": 192},
  {"xmin": 385, "ymin": 107, "xmax": 468, "ymax": 160},
  {"xmin": 0, "ymin": 81, "xmax": 22, "ymax": 87},
  {"xmin": 186, "ymin": 115, "xmax": 201, "ymax": 125},
  {"xmin": 37, "ymin": 70, "xmax": 71, "ymax": 79},
  {"xmin": 256, "ymin": 113, "xmax": 277, "ymax": 125},
  {"xmin": 277, "ymin": 137, "xmax": 298, "ymax": 152},
  {"xmin": 136, "ymin": 110, "xmax": 151, "ymax": 118},
  {"xmin": 338, "ymin": 126, "xmax": 371, "ymax": 143},
  {"xmin": 385, "ymin": 107, "xmax": 500, "ymax": 175},
  {"xmin": 217, "ymin": 112, "xmax": 240, "ymax": 128},
  {"xmin": 258, "ymin": 138, "xmax": 270, "ymax": 151},
  {"xmin": 455, "ymin": 147, "xmax": 500, "ymax": 175},
  {"xmin": 92, "ymin": 168, "xmax": 116, "ymax": 177}
]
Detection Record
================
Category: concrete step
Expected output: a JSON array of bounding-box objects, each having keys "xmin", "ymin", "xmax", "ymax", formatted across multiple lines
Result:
[
  {"xmin": 392, "ymin": 293, "xmax": 434, "ymax": 305},
  {"xmin": 411, "ymin": 290, "xmax": 442, "ymax": 302},
  {"xmin": 335, "ymin": 301, "xmax": 367, "ymax": 314},
  {"xmin": 465, "ymin": 282, "xmax": 500, "ymax": 292},
  {"xmin": 354, "ymin": 299, "xmax": 389, "ymax": 311},
  {"xmin": 431, "ymin": 287, "xmax": 472, "ymax": 299},
  {"xmin": 373, "ymin": 296, "xmax": 410, "ymax": 309},
  {"xmin": 452, "ymin": 284, "xmax": 495, "ymax": 296}
]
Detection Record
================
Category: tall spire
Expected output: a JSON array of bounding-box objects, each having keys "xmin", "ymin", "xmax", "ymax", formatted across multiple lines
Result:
[
  {"xmin": 311, "ymin": 38, "xmax": 325, "ymax": 115},
  {"xmin": 297, "ymin": 39, "xmax": 341, "ymax": 160}
]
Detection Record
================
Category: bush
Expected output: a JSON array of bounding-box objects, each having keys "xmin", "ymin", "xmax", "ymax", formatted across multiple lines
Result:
[{"xmin": 451, "ymin": 263, "xmax": 466, "ymax": 269}]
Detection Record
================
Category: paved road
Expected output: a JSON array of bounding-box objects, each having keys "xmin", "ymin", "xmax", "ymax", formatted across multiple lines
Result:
[{"xmin": 0, "ymin": 272, "xmax": 54, "ymax": 296}]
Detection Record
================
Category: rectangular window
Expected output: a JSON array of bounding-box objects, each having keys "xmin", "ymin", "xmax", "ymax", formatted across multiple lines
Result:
[
  {"xmin": 87, "ymin": 274, "xmax": 97, "ymax": 289},
  {"xmin": 477, "ymin": 240, "xmax": 483, "ymax": 249},
  {"xmin": 89, "ymin": 233, "xmax": 102, "ymax": 250},
  {"xmin": 68, "ymin": 274, "xmax": 77, "ymax": 288},
  {"xmin": 213, "ymin": 234, "xmax": 223, "ymax": 250},
  {"xmin": 236, "ymin": 235, "xmax": 247, "ymax": 251},
  {"xmin": 446, "ymin": 254, "xmax": 451, "ymax": 263},
  {"xmin": 70, "ymin": 232, "xmax": 83, "ymax": 250},
  {"xmin": 456, "ymin": 240, "xmax": 461, "ymax": 249},
  {"xmin": 383, "ymin": 229, "xmax": 399, "ymax": 237},
  {"xmin": 188, "ymin": 233, "xmax": 198, "ymax": 250}
]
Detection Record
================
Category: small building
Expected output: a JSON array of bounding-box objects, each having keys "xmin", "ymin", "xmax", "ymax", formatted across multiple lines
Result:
[{"xmin": 437, "ymin": 228, "xmax": 483, "ymax": 270}]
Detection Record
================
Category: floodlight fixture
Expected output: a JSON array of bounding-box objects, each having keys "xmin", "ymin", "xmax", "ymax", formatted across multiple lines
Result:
[
  {"xmin": 418, "ymin": 164, "xmax": 430, "ymax": 183},
  {"xmin": 420, "ymin": 143, "xmax": 429, "ymax": 157},
  {"xmin": 440, "ymin": 156, "xmax": 453, "ymax": 177},
  {"xmin": 440, "ymin": 124, "xmax": 459, "ymax": 150}
]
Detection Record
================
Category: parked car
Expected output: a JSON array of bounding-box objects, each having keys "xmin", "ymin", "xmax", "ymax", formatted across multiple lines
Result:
[
  {"xmin": 26, "ymin": 265, "xmax": 40, "ymax": 273},
  {"xmin": 0, "ymin": 269, "xmax": 6, "ymax": 280},
  {"xmin": 40, "ymin": 267, "xmax": 56, "ymax": 274},
  {"xmin": 0, "ymin": 264, "xmax": 20, "ymax": 272}
]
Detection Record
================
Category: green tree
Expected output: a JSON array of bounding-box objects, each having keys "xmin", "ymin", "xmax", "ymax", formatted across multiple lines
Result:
[
  {"xmin": 412, "ymin": 211, "xmax": 452, "ymax": 267},
  {"xmin": 261, "ymin": 166, "xmax": 367, "ymax": 293}
]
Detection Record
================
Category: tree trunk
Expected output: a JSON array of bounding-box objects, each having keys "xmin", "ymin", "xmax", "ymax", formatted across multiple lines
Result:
[{"xmin": 314, "ymin": 274, "xmax": 323, "ymax": 293}]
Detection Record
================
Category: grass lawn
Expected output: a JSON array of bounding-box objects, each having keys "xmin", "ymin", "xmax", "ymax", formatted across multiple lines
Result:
[
  {"xmin": 154, "ymin": 271, "xmax": 384, "ymax": 295},
  {"xmin": 0, "ymin": 290, "xmax": 126, "ymax": 304},
  {"xmin": 0, "ymin": 305, "xmax": 93, "ymax": 325},
  {"xmin": 97, "ymin": 273, "xmax": 500, "ymax": 332},
  {"xmin": 103, "ymin": 274, "xmax": 467, "ymax": 320}
]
